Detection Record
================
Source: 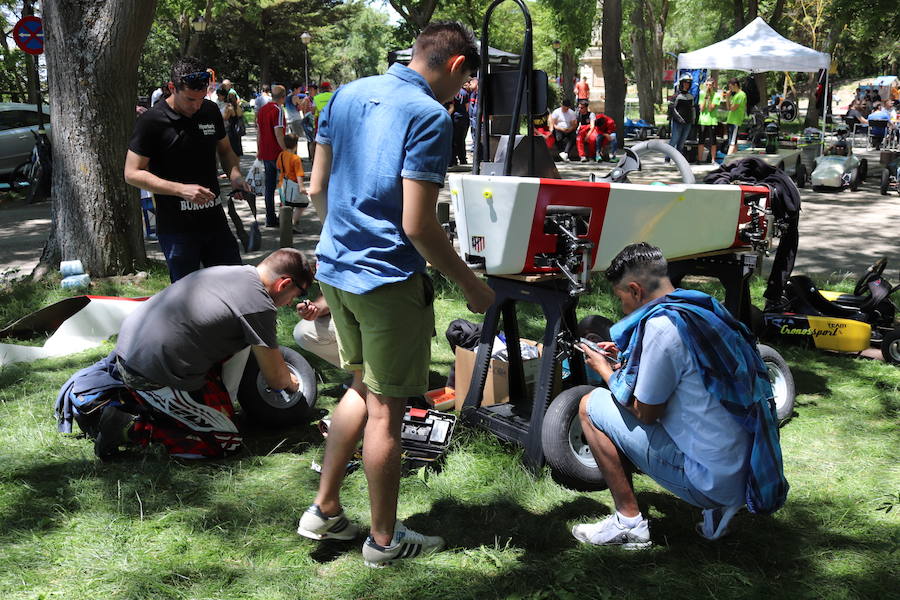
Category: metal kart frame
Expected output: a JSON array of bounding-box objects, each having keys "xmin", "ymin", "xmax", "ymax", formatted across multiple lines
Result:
[{"xmin": 459, "ymin": 0, "xmax": 771, "ymax": 473}]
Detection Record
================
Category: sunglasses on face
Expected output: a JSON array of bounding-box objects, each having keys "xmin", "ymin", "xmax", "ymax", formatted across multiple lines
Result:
[{"xmin": 180, "ymin": 71, "xmax": 211, "ymax": 90}]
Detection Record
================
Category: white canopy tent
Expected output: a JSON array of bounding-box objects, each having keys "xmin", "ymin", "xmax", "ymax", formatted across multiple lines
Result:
[
  {"xmin": 677, "ymin": 17, "xmax": 830, "ymax": 73},
  {"xmin": 677, "ymin": 17, "xmax": 831, "ymax": 134}
]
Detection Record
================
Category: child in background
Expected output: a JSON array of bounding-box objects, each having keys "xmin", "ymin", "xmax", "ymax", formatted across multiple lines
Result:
[{"xmin": 276, "ymin": 133, "xmax": 308, "ymax": 233}]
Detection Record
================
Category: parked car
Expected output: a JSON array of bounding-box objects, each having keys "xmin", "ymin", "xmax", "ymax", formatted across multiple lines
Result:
[{"xmin": 0, "ymin": 103, "xmax": 51, "ymax": 176}]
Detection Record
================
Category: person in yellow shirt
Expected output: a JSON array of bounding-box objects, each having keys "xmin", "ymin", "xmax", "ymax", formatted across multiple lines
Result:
[{"xmin": 276, "ymin": 133, "xmax": 307, "ymax": 233}]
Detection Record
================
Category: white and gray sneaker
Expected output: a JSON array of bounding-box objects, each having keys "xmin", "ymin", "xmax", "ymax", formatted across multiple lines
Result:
[
  {"xmin": 296, "ymin": 504, "xmax": 359, "ymax": 541},
  {"xmin": 571, "ymin": 513, "xmax": 652, "ymax": 550},
  {"xmin": 362, "ymin": 521, "xmax": 445, "ymax": 568}
]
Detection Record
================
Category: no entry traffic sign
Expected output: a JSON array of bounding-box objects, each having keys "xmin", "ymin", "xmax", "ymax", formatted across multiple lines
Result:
[{"xmin": 13, "ymin": 16, "xmax": 44, "ymax": 56}]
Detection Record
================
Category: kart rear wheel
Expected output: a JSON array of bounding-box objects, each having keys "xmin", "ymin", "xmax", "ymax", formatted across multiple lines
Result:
[
  {"xmin": 881, "ymin": 327, "xmax": 900, "ymax": 366},
  {"xmin": 757, "ymin": 344, "xmax": 795, "ymax": 424},
  {"xmin": 541, "ymin": 385, "xmax": 606, "ymax": 491},
  {"xmin": 238, "ymin": 346, "xmax": 317, "ymax": 427},
  {"xmin": 880, "ymin": 168, "xmax": 890, "ymax": 195}
]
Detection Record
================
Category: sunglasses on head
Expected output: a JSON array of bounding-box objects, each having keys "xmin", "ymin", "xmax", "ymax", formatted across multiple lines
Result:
[{"xmin": 179, "ymin": 71, "xmax": 211, "ymax": 90}]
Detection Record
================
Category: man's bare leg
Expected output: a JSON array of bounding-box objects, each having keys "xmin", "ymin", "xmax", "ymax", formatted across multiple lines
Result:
[
  {"xmin": 362, "ymin": 391, "xmax": 407, "ymax": 546},
  {"xmin": 314, "ymin": 371, "xmax": 367, "ymax": 516},
  {"xmin": 579, "ymin": 394, "xmax": 640, "ymax": 518}
]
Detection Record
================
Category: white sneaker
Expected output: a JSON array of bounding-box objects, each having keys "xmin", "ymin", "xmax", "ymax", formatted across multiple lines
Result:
[
  {"xmin": 572, "ymin": 513, "xmax": 651, "ymax": 549},
  {"xmin": 580, "ymin": 156, "xmax": 589, "ymax": 162},
  {"xmin": 362, "ymin": 521, "xmax": 445, "ymax": 567},
  {"xmin": 296, "ymin": 504, "xmax": 359, "ymax": 541},
  {"xmin": 560, "ymin": 152, "xmax": 569, "ymax": 162}
]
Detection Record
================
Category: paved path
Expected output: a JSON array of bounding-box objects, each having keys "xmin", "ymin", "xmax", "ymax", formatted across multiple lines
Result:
[{"xmin": 1, "ymin": 131, "xmax": 897, "ymax": 286}]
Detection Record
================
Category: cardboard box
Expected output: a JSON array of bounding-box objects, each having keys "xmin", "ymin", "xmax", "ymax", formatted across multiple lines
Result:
[{"xmin": 453, "ymin": 339, "xmax": 542, "ymax": 411}]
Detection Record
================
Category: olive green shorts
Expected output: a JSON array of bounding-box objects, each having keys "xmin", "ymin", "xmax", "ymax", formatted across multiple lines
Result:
[{"xmin": 319, "ymin": 273, "xmax": 434, "ymax": 398}]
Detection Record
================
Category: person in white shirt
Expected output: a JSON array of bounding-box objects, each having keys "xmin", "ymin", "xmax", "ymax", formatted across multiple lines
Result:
[
  {"xmin": 550, "ymin": 99, "xmax": 578, "ymax": 161},
  {"xmin": 254, "ymin": 85, "xmax": 271, "ymax": 113}
]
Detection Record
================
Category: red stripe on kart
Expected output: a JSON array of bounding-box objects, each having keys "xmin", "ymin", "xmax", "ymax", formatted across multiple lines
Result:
[{"xmin": 522, "ymin": 179, "xmax": 611, "ymax": 273}]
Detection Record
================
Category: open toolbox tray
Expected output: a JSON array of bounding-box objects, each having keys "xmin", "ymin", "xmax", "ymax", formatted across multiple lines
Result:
[{"xmin": 401, "ymin": 407, "xmax": 457, "ymax": 462}]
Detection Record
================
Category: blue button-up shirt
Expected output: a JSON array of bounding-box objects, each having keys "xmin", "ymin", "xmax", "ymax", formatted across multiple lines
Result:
[{"xmin": 314, "ymin": 63, "xmax": 452, "ymax": 294}]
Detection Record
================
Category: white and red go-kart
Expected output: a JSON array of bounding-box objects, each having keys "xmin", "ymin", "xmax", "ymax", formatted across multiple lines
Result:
[
  {"xmin": 0, "ymin": 295, "xmax": 317, "ymax": 427},
  {"xmin": 449, "ymin": 142, "xmax": 795, "ymax": 490},
  {"xmin": 450, "ymin": 147, "xmax": 773, "ymax": 279}
]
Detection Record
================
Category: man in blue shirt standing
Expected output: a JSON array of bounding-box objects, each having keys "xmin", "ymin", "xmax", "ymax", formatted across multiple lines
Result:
[
  {"xmin": 571, "ymin": 243, "xmax": 786, "ymax": 548},
  {"xmin": 296, "ymin": 22, "xmax": 495, "ymax": 567}
]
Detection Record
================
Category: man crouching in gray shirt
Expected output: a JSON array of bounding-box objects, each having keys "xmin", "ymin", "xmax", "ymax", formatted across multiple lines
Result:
[{"xmin": 104, "ymin": 248, "xmax": 312, "ymax": 458}]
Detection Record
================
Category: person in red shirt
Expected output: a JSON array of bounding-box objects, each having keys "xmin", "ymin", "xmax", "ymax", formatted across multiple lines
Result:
[
  {"xmin": 256, "ymin": 84, "xmax": 287, "ymax": 227},
  {"xmin": 593, "ymin": 111, "xmax": 617, "ymax": 162},
  {"xmin": 574, "ymin": 76, "xmax": 590, "ymax": 102}
]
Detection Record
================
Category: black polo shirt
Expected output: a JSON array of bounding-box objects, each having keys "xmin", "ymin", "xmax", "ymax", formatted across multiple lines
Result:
[{"xmin": 129, "ymin": 99, "xmax": 228, "ymax": 234}]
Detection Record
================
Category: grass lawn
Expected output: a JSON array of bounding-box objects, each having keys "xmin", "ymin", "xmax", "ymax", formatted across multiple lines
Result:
[{"xmin": 1, "ymin": 264, "xmax": 897, "ymax": 600}]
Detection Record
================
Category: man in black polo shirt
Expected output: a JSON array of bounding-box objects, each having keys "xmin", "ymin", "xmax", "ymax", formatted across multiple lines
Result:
[{"xmin": 125, "ymin": 57, "xmax": 250, "ymax": 281}]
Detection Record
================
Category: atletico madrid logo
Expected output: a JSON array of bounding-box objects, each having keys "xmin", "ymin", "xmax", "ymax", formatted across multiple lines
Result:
[{"xmin": 471, "ymin": 236, "xmax": 485, "ymax": 252}]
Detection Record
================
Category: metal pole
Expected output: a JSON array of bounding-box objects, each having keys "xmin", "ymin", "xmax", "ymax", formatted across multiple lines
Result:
[
  {"xmin": 304, "ymin": 46, "xmax": 309, "ymax": 91},
  {"xmin": 33, "ymin": 54, "xmax": 44, "ymax": 134}
]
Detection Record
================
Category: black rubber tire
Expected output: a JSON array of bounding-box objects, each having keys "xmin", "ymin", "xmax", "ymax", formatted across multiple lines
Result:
[
  {"xmin": 812, "ymin": 185, "xmax": 827, "ymax": 193},
  {"xmin": 237, "ymin": 346, "xmax": 317, "ymax": 427},
  {"xmin": 757, "ymin": 344, "xmax": 795, "ymax": 424},
  {"xmin": 541, "ymin": 385, "xmax": 606, "ymax": 491},
  {"xmin": 658, "ymin": 125, "xmax": 669, "ymax": 139},
  {"xmin": 859, "ymin": 158, "xmax": 868, "ymax": 181},
  {"xmin": 794, "ymin": 160, "xmax": 806, "ymax": 189},
  {"xmin": 10, "ymin": 161, "xmax": 30, "ymax": 191},
  {"xmin": 881, "ymin": 327, "xmax": 900, "ymax": 366},
  {"xmin": 850, "ymin": 169, "xmax": 860, "ymax": 191},
  {"xmin": 881, "ymin": 168, "xmax": 891, "ymax": 195},
  {"xmin": 577, "ymin": 314, "xmax": 614, "ymax": 343},
  {"xmin": 637, "ymin": 127, "xmax": 648, "ymax": 141}
]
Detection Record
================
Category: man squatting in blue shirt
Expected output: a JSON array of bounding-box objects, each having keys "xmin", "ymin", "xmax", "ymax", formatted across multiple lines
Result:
[
  {"xmin": 572, "ymin": 243, "xmax": 786, "ymax": 548},
  {"xmin": 295, "ymin": 22, "xmax": 495, "ymax": 567}
]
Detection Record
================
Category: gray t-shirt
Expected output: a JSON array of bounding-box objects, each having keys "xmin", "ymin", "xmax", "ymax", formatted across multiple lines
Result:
[{"xmin": 115, "ymin": 265, "xmax": 278, "ymax": 390}]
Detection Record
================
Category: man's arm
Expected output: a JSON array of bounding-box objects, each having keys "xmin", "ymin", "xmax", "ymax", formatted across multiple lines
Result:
[
  {"xmin": 124, "ymin": 150, "xmax": 215, "ymax": 204},
  {"xmin": 581, "ymin": 343, "xmax": 666, "ymax": 425},
  {"xmin": 307, "ymin": 143, "xmax": 331, "ymax": 220},
  {"xmin": 402, "ymin": 178, "xmax": 494, "ymax": 313},
  {"xmin": 216, "ymin": 137, "xmax": 249, "ymax": 192},
  {"xmin": 275, "ymin": 125, "xmax": 286, "ymax": 152},
  {"xmin": 251, "ymin": 345, "xmax": 299, "ymax": 392}
]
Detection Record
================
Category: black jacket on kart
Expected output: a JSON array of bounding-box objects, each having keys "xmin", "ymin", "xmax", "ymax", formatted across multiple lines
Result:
[{"xmin": 704, "ymin": 156, "xmax": 801, "ymax": 305}]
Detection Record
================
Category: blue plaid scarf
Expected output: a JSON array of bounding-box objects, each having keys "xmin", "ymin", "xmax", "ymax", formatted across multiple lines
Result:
[{"xmin": 608, "ymin": 288, "xmax": 789, "ymax": 515}]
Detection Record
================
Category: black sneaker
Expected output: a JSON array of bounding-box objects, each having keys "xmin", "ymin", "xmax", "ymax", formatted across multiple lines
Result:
[{"xmin": 94, "ymin": 406, "xmax": 135, "ymax": 459}]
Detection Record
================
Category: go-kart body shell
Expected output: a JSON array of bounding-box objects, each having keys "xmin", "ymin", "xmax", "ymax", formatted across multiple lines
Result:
[
  {"xmin": 762, "ymin": 313, "xmax": 872, "ymax": 352},
  {"xmin": 724, "ymin": 147, "xmax": 802, "ymax": 177},
  {"xmin": 811, "ymin": 154, "xmax": 861, "ymax": 188},
  {"xmin": 449, "ymin": 174, "xmax": 771, "ymax": 275}
]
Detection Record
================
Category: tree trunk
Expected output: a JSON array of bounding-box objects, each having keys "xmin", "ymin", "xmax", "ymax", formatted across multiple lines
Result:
[
  {"xmin": 630, "ymin": 2, "xmax": 656, "ymax": 123},
  {"xmin": 602, "ymin": 0, "xmax": 626, "ymax": 144},
  {"xmin": 561, "ymin": 50, "xmax": 577, "ymax": 103},
  {"xmin": 39, "ymin": 0, "xmax": 156, "ymax": 277}
]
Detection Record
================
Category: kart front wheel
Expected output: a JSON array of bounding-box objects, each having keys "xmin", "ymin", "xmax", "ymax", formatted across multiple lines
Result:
[
  {"xmin": 757, "ymin": 344, "xmax": 795, "ymax": 424},
  {"xmin": 882, "ymin": 327, "xmax": 900, "ymax": 366},
  {"xmin": 881, "ymin": 168, "xmax": 890, "ymax": 195},
  {"xmin": 858, "ymin": 158, "xmax": 868, "ymax": 181},
  {"xmin": 541, "ymin": 385, "xmax": 606, "ymax": 491},
  {"xmin": 238, "ymin": 346, "xmax": 317, "ymax": 427}
]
